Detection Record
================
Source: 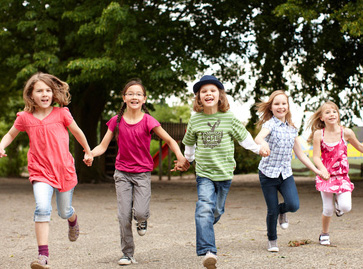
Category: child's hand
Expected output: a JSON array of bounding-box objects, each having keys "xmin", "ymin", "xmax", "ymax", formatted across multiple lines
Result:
[
  {"xmin": 171, "ymin": 157, "xmax": 190, "ymax": 172},
  {"xmin": 259, "ymin": 143, "xmax": 270, "ymax": 157},
  {"xmin": 0, "ymin": 148, "xmax": 7, "ymax": 158},
  {"xmin": 318, "ymin": 169, "xmax": 330, "ymax": 181},
  {"xmin": 83, "ymin": 151, "xmax": 93, "ymax": 167}
]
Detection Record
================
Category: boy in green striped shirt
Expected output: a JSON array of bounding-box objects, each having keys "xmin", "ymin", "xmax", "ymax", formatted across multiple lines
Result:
[{"xmin": 182, "ymin": 75, "xmax": 269, "ymax": 269}]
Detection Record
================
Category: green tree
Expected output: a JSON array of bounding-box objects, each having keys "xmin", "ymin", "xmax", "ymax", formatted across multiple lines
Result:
[
  {"xmin": 0, "ymin": 1, "xmax": 218, "ymax": 181},
  {"xmin": 206, "ymin": 1, "xmax": 363, "ymax": 128}
]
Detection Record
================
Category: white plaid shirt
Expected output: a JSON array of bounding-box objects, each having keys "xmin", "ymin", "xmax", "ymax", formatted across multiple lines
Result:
[{"xmin": 258, "ymin": 116, "xmax": 298, "ymax": 179}]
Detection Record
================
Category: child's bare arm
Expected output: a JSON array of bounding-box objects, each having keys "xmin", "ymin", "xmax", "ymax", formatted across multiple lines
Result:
[{"xmin": 0, "ymin": 126, "xmax": 20, "ymax": 158}]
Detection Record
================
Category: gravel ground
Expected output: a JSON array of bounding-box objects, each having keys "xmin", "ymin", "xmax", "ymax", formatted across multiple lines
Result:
[{"xmin": 1, "ymin": 174, "xmax": 363, "ymax": 269}]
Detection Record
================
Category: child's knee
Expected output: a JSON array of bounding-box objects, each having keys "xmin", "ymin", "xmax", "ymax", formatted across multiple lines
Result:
[
  {"xmin": 339, "ymin": 203, "xmax": 352, "ymax": 214},
  {"xmin": 322, "ymin": 207, "xmax": 334, "ymax": 217},
  {"xmin": 133, "ymin": 208, "xmax": 149, "ymax": 221},
  {"xmin": 58, "ymin": 206, "xmax": 74, "ymax": 219},
  {"xmin": 289, "ymin": 202, "xmax": 299, "ymax": 213},
  {"xmin": 34, "ymin": 204, "xmax": 52, "ymax": 221}
]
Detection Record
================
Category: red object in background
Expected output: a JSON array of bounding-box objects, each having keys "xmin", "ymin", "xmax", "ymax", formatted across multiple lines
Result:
[{"xmin": 152, "ymin": 142, "xmax": 170, "ymax": 169}]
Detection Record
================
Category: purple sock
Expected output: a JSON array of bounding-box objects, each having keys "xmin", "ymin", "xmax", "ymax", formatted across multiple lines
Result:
[
  {"xmin": 68, "ymin": 215, "xmax": 77, "ymax": 227},
  {"xmin": 38, "ymin": 245, "xmax": 49, "ymax": 257}
]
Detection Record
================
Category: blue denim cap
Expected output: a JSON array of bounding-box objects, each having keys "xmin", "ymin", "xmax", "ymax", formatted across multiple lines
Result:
[{"xmin": 193, "ymin": 75, "xmax": 224, "ymax": 94}]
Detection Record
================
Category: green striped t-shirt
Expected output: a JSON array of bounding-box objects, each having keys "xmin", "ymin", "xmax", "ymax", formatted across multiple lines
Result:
[{"xmin": 182, "ymin": 111, "xmax": 248, "ymax": 181}]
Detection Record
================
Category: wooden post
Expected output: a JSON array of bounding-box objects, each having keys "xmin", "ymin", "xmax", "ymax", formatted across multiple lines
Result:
[
  {"xmin": 168, "ymin": 146, "xmax": 171, "ymax": 180},
  {"xmin": 159, "ymin": 139, "xmax": 162, "ymax": 181}
]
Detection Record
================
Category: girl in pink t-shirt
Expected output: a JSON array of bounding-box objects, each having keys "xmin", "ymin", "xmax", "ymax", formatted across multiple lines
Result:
[
  {"xmin": 0, "ymin": 72, "xmax": 93, "ymax": 269},
  {"xmin": 89, "ymin": 79, "xmax": 189, "ymax": 266},
  {"xmin": 308, "ymin": 101, "xmax": 363, "ymax": 246}
]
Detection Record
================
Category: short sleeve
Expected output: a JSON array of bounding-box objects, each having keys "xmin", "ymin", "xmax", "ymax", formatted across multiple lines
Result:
[
  {"xmin": 146, "ymin": 114, "xmax": 160, "ymax": 133},
  {"xmin": 182, "ymin": 121, "xmax": 196, "ymax": 146},
  {"xmin": 231, "ymin": 116, "xmax": 248, "ymax": 142},
  {"xmin": 14, "ymin": 112, "xmax": 26, "ymax": 132},
  {"xmin": 106, "ymin": 115, "xmax": 118, "ymax": 132},
  {"xmin": 262, "ymin": 118, "xmax": 275, "ymax": 132},
  {"xmin": 61, "ymin": 107, "xmax": 74, "ymax": 126}
]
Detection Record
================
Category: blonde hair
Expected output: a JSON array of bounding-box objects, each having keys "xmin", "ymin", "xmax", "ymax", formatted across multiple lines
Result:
[
  {"xmin": 23, "ymin": 72, "xmax": 71, "ymax": 113},
  {"xmin": 307, "ymin": 101, "xmax": 341, "ymax": 143},
  {"xmin": 256, "ymin": 90, "xmax": 295, "ymax": 128},
  {"xmin": 193, "ymin": 88, "xmax": 230, "ymax": 113}
]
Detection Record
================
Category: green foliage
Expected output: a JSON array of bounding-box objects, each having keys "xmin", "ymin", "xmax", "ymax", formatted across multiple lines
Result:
[
  {"xmin": 1, "ymin": 0, "xmax": 363, "ymax": 180},
  {"xmin": 0, "ymin": 121, "xmax": 28, "ymax": 177},
  {"xmin": 234, "ymin": 127, "xmax": 261, "ymax": 174},
  {"xmin": 150, "ymin": 103, "xmax": 191, "ymax": 124}
]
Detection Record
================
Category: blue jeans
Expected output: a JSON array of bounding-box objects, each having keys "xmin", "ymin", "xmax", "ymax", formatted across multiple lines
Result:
[
  {"xmin": 258, "ymin": 171, "xmax": 299, "ymax": 241},
  {"xmin": 195, "ymin": 176, "xmax": 232, "ymax": 256},
  {"xmin": 33, "ymin": 181, "xmax": 75, "ymax": 222}
]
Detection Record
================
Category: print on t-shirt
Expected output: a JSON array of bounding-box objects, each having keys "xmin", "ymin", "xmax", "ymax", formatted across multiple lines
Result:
[{"xmin": 202, "ymin": 119, "xmax": 223, "ymax": 149}]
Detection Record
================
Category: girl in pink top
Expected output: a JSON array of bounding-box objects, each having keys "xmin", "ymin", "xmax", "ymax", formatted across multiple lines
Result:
[
  {"xmin": 0, "ymin": 73, "xmax": 93, "ymax": 269},
  {"xmin": 308, "ymin": 101, "xmax": 363, "ymax": 246},
  {"xmin": 89, "ymin": 80, "xmax": 189, "ymax": 266}
]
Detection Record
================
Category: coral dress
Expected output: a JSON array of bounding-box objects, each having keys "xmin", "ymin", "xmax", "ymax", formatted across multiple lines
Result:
[{"xmin": 315, "ymin": 127, "xmax": 354, "ymax": 193}]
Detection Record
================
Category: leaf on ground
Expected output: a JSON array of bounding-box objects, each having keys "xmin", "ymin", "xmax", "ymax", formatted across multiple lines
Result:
[{"xmin": 288, "ymin": 239, "xmax": 312, "ymax": 247}]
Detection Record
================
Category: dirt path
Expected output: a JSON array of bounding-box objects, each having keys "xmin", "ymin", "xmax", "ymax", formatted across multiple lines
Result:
[{"xmin": 1, "ymin": 174, "xmax": 363, "ymax": 268}]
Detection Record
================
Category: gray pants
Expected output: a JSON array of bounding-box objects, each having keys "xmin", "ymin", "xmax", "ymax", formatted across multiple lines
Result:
[{"xmin": 114, "ymin": 170, "xmax": 151, "ymax": 257}]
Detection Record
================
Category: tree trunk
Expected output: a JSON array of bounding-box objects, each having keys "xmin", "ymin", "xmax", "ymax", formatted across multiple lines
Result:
[{"xmin": 69, "ymin": 84, "xmax": 108, "ymax": 183}]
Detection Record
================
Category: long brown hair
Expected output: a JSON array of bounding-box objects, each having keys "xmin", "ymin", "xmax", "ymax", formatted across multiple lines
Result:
[
  {"xmin": 256, "ymin": 90, "xmax": 295, "ymax": 128},
  {"xmin": 23, "ymin": 72, "xmax": 71, "ymax": 113},
  {"xmin": 113, "ymin": 80, "xmax": 150, "ymax": 141},
  {"xmin": 306, "ymin": 101, "xmax": 341, "ymax": 143},
  {"xmin": 193, "ymin": 88, "xmax": 230, "ymax": 113}
]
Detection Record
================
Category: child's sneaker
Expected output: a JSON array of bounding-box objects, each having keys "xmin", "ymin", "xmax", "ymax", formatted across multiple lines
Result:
[
  {"xmin": 279, "ymin": 213, "xmax": 289, "ymax": 229},
  {"xmin": 68, "ymin": 221, "xmax": 79, "ymax": 242},
  {"xmin": 136, "ymin": 220, "xmax": 147, "ymax": 236},
  {"xmin": 202, "ymin": 251, "xmax": 217, "ymax": 269},
  {"xmin": 319, "ymin": 233, "xmax": 330, "ymax": 245},
  {"xmin": 118, "ymin": 255, "xmax": 137, "ymax": 265},
  {"xmin": 30, "ymin": 255, "xmax": 50, "ymax": 269},
  {"xmin": 267, "ymin": 240, "xmax": 279, "ymax": 252},
  {"xmin": 335, "ymin": 198, "xmax": 344, "ymax": 217}
]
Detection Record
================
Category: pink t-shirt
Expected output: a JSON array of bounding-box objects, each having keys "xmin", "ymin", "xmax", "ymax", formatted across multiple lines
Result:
[
  {"xmin": 107, "ymin": 113, "xmax": 160, "ymax": 173},
  {"xmin": 14, "ymin": 107, "xmax": 77, "ymax": 192}
]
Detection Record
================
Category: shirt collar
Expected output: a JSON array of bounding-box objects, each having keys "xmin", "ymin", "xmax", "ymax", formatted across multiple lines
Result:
[{"xmin": 272, "ymin": 116, "xmax": 288, "ymax": 127}]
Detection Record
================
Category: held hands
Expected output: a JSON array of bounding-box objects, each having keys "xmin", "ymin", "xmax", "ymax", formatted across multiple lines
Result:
[
  {"xmin": 318, "ymin": 168, "xmax": 330, "ymax": 181},
  {"xmin": 259, "ymin": 143, "xmax": 270, "ymax": 157},
  {"xmin": 171, "ymin": 157, "xmax": 190, "ymax": 172},
  {"xmin": 83, "ymin": 150, "xmax": 94, "ymax": 167}
]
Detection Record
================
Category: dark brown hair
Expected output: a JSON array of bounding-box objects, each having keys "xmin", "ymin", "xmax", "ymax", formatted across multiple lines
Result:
[{"xmin": 113, "ymin": 80, "xmax": 150, "ymax": 140}]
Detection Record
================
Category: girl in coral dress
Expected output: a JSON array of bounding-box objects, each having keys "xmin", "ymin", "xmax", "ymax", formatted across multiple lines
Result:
[{"xmin": 308, "ymin": 101, "xmax": 363, "ymax": 246}]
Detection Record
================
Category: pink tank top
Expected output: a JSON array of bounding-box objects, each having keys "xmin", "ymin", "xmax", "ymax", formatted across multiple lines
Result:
[{"xmin": 315, "ymin": 127, "xmax": 354, "ymax": 193}]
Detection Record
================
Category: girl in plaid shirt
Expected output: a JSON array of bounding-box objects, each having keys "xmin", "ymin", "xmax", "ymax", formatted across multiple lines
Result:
[{"xmin": 255, "ymin": 90, "xmax": 329, "ymax": 252}]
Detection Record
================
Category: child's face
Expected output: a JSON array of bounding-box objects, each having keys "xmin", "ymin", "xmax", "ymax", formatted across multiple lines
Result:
[
  {"xmin": 320, "ymin": 105, "xmax": 339, "ymax": 125},
  {"xmin": 123, "ymin": 85, "xmax": 146, "ymax": 110},
  {"xmin": 199, "ymin": 84, "xmax": 220, "ymax": 112},
  {"xmin": 271, "ymin": 94, "xmax": 289, "ymax": 122},
  {"xmin": 31, "ymin": 81, "xmax": 53, "ymax": 110}
]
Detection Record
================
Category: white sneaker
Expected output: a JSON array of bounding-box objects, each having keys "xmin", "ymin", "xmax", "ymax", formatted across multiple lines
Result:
[
  {"xmin": 202, "ymin": 251, "xmax": 217, "ymax": 269},
  {"xmin": 267, "ymin": 240, "xmax": 279, "ymax": 252},
  {"xmin": 118, "ymin": 255, "xmax": 137, "ymax": 265},
  {"xmin": 279, "ymin": 213, "xmax": 289, "ymax": 229},
  {"xmin": 319, "ymin": 234, "xmax": 330, "ymax": 246}
]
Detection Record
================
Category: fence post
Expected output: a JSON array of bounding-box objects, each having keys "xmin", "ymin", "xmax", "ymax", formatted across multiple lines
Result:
[{"xmin": 159, "ymin": 139, "xmax": 162, "ymax": 181}]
